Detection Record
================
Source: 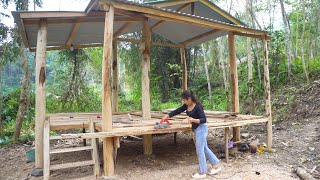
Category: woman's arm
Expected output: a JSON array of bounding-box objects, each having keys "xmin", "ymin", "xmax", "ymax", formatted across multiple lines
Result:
[{"xmin": 164, "ymin": 104, "xmax": 187, "ymax": 119}]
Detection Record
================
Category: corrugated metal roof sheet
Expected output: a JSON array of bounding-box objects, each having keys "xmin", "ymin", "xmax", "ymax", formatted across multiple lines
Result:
[{"xmin": 12, "ymin": 0, "xmax": 268, "ymax": 50}]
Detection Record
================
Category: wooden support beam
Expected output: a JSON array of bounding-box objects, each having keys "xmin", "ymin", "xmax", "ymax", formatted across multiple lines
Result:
[
  {"xmin": 150, "ymin": 0, "xmax": 198, "ymax": 8},
  {"xmin": 224, "ymin": 127, "xmax": 229, "ymax": 162},
  {"xmin": 101, "ymin": 5, "xmax": 115, "ymax": 176},
  {"xmin": 35, "ymin": 19, "xmax": 47, "ymax": 169},
  {"xmin": 112, "ymin": 40, "xmax": 118, "ymax": 112},
  {"xmin": 108, "ymin": 0, "xmax": 267, "ymax": 35},
  {"xmin": 180, "ymin": 47, "xmax": 187, "ymax": 90},
  {"xmin": 113, "ymin": 22, "xmax": 133, "ymax": 38},
  {"xmin": 199, "ymin": 0, "xmax": 242, "ymax": 25},
  {"xmin": 66, "ymin": 21, "xmax": 81, "ymax": 48},
  {"xmin": 141, "ymin": 21, "xmax": 152, "ymax": 155},
  {"xmin": 181, "ymin": 29, "xmax": 222, "ymax": 45},
  {"xmin": 43, "ymin": 118, "xmax": 50, "ymax": 179},
  {"xmin": 263, "ymin": 36, "xmax": 272, "ymax": 150},
  {"xmin": 151, "ymin": 3, "xmax": 191, "ymax": 31},
  {"xmin": 233, "ymin": 31, "xmax": 271, "ymax": 40},
  {"xmin": 228, "ymin": 32, "xmax": 240, "ymax": 142},
  {"xmin": 152, "ymin": 42, "xmax": 183, "ymax": 48},
  {"xmin": 115, "ymin": 9, "xmax": 148, "ymax": 21}
]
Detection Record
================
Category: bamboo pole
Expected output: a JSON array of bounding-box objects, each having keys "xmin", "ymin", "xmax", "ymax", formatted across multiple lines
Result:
[
  {"xmin": 112, "ymin": 40, "xmax": 118, "ymax": 112},
  {"xmin": 101, "ymin": 4, "xmax": 115, "ymax": 176},
  {"xmin": 228, "ymin": 32, "xmax": 240, "ymax": 142},
  {"xmin": 263, "ymin": 36, "xmax": 272, "ymax": 150},
  {"xmin": 141, "ymin": 21, "xmax": 152, "ymax": 155},
  {"xmin": 180, "ymin": 47, "xmax": 187, "ymax": 90},
  {"xmin": 35, "ymin": 19, "xmax": 47, "ymax": 169}
]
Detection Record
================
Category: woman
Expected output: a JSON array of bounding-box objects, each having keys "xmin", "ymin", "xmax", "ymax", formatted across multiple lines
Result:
[{"xmin": 163, "ymin": 90, "xmax": 221, "ymax": 179}]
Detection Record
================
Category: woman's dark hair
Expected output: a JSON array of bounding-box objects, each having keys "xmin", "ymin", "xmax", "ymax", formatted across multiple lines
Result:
[{"xmin": 181, "ymin": 90, "xmax": 203, "ymax": 108}]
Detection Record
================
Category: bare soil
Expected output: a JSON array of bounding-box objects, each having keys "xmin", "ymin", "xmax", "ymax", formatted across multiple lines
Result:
[{"xmin": 1, "ymin": 115, "xmax": 319, "ymax": 180}]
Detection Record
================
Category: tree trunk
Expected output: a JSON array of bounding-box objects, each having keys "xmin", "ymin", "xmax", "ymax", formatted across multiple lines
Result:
[
  {"xmin": 26, "ymin": 59, "xmax": 36, "ymax": 121},
  {"xmin": 315, "ymin": 1, "xmax": 319, "ymax": 58},
  {"xmin": 0, "ymin": 67, "xmax": 3, "ymax": 136},
  {"xmin": 219, "ymin": 38, "xmax": 230, "ymax": 111},
  {"xmin": 246, "ymin": 0, "xmax": 255, "ymax": 114},
  {"xmin": 280, "ymin": 0, "xmax": 293, "ymax": 77},
  {"xmin": 295, "ymin": 3, "xmax": 300, "ymax": 58},
  {"xmin": 201, "ymin": 44, "xmax": 213, "ymax": 110},
  {"xmin": 301, "ymin": 0, "xmax": 310, "ymax": 84},
  {"xmin": 13, "ymin": 41, "xmax": 29, "ymax": 141}
]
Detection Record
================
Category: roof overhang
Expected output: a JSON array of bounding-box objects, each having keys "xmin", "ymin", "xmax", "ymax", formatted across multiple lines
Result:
[{"xmin": 12, "ymin": 0, "xmax": 270, "ymax": 51}]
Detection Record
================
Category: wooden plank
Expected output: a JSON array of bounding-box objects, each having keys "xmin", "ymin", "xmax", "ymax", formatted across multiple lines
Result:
[
  {"xmin": 43, "ymin": 117, "xmax": 50, "ymax": 180},
  {"xmin": 35, "ymin": 19, "xmax": 47, "ymax": 169},
  {"xmin": 89, "ymin": 119, "xmax": 100, "ymax": 177},
  {"xmin": 263, "ymin": 37, "xmax": 272, "ymax": 150},
  {"xmin": 102, "ymin": 4, "xmax": 115, "ymax": 176},
  {"xmin": 50, "ymin": 146, "xmax": 92, "ymax": 154},
  {"xmin": 228, "ymin": 32, "xmax": 240, "ymax": 142},
  {"xmin": 115, "ymin": 9, "xmax": 148, "ymax": 21},
  {"xmin": 224, "ymin": 127, "xmax": 229, "ymax": 163},
  {"xmin": 108, "ymin": 1, "xmax": 267, "ymax": 35},
  {"xmin": 50, "ymin": 160, "xmax": 94, "ymax": 170},
  {"xmin": 66, "ymin": 22, "xmax": 81, "ymax": 48},
  {"xmin": 181, "ymin": 29, "xmax": 222, "ymax": 45},
  {"xmin": 180, "ymin": 47, "xmax": 187, "ymax": 90},
  {"xmin": 151, "ymin": 42, "xmax": 183, "ymax": 48},
  {"xmin": 150, "ymin": 0, "xmax": 199, "ymax": 8},
  {"xmin": 234, "ymin": 31, "xmax": 271, "ymax": 40},
  {"xmin": 20, "ymin": 12, "xmax": 88, "ymax": 19},
  {"xmin": 141, "ymin": 21, "xmax": 152, "ymax": 155},
  {"xmin": 151, "ymin": 3, "xmax": 191, "ymax": 31},
  {"xmin": 112, "ymin": 40, "xmax": 119, "ymax": 112},
  {"xmin": 113, "ymin": 22, "xmax": 133, "ymax": 38},
  {"xmin": 199, "ymin": 0, "xmax": 242, "ymax": 25}
]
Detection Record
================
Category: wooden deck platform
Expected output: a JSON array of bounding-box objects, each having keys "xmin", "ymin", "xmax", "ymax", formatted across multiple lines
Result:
[{"xmin": 47, "ymin": 111, "xmax": 268, "ymax": 138}]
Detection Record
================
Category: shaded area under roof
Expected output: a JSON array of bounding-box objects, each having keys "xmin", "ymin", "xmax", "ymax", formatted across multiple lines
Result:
[{"xmin": 12, "ymin": 0, "xmax": 268, "ymax": 50}]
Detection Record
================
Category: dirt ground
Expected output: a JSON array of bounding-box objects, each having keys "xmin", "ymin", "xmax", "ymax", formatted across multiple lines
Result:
[{"xmin": 1, "ymin": 114, "xmax": 319, "ymax": 180}]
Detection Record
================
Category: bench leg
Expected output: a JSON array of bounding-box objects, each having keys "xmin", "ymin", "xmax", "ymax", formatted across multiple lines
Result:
[{"xmin": 225, "ymin": 127, "xmax": 230, "ymax": 163}]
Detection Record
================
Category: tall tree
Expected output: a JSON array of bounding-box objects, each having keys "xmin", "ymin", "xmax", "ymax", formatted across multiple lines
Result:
[
  {"xmin": 300, "ymin": 0, "xmax": 310, "ymax": 84},
  {"xmin": 314, "ymin": 0, "xmax": 319, "ymax": 58},
  {"xmin": 201, "ymin": 44, "xmax": 213, "ymax": 110},
  {"xmin": 280, "ymin": 0, "xmax": 293, "ymax": 77}
]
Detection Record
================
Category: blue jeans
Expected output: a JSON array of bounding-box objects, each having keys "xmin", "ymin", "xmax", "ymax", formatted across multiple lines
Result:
[{"xmin": 194, "ymin": 123, "xmax": 220, "ymax": 174}]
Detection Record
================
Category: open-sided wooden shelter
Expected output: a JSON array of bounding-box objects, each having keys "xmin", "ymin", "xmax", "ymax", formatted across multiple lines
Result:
[{"xmin": 12, "ymin": 0, "xmax": 272, "ymax": 178}]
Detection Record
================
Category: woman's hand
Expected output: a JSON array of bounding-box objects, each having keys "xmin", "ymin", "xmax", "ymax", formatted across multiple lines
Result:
[
  {"xmin": 162, "ymin": 114, "xmax": 169, "ymax": 120},
  {"xmin": 186, "ymin": 117, "xmax": 200, "ymax": 124}
]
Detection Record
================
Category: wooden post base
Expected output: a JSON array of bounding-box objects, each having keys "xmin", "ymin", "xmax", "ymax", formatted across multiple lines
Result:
[{"xmin": 143, "ymin": 134, "xmax": 152, "ymax": 155}]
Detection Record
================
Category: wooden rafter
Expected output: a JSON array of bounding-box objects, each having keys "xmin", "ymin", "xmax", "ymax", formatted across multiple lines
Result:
[
  {"xmin": 115, "ymin": 9, "xmax": 147, "ymax": 21},
  {"xmin": 233, "ymin": 32, "xmax": 271, "ymax": 40},
  {"xmin": 66, "ymin": 20, "xmax": 81, "ymax": 48},
  {"xmin": 23, "ymin": 17, "xmax": 143, "ymax": 26},
  {"xmin": 181, "ymin": 29, "xmax": 222, "ymax": 45},
  {"xmin": 107, "ymin": 1, "xmax": 268, "ymax": 35},
  {"xmin": 149, "ymin": 0, "xmax": 199, "ymax": 8},
  {"xmin": 199, "ymin": 0, "xmax": 242, "ymax": 26},
  {"xmin": 113, "ymin": 22, "xmax": 133, "ymax": 38},
  {"xmin": 151, "ymin": 3, "xmax": 191, "ymax": 31}
]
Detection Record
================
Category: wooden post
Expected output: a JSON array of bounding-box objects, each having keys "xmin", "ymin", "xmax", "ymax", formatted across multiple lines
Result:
[
  {"xmin": 180, "ymin": 47, "xmax": 187, "ymax": 91},
  {"xmin": 228, "ymin": 32, "xmax": 240, "ymax": 142},
  {"xmin": 101, "ymin": 4, "xmax": 115, "ymax": 176},
  {"xmin": 43, "ymin": 117, "xmax": 50, "ymax": 179},
  {"xmin": 141, "ymin": 21, "xmax": 152, "ymax": 155},
  {"xmin": 112, "ymin": 40, "xmax": 118, "ymax": 112},
  {"xmin": 35, "ymin": 19, "xmax": 47, "ymax": 169},
  {"xmin": 263, "ymin": 36, "xmax": 272, "ymax": 150},
  {"xmin": 224, "ymin": 127, "xmax": 230, "ymax": 162}
]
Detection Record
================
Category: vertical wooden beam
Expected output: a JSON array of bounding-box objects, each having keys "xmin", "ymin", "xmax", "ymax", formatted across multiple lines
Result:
[
  {"xmin": 224, "ymin": 127, "xmax": 230, "ymax": 163},
  {"xmin": 101, "ymin": 4, "xmax": 115, "ymax": 176},
  {"xmin": 180, "ymin": 47, "xmax": 187, "ymax": 91},
  {"xmin": 263, "ymin": 36, "xmax": 272, "ymax": 150},
  {"xmin": 141, "ymin": 21, "xmax": 152, "ymax": 155},
  {"xmin": 112, "ymin": 40, "xmax": 118, "ymax": 112},
  {"xmin": 228, "ymin": 32, "xmax": 240, "ymax": 142},
  {"xmin": 35, "ymin": 19, "xmax": 47, "ymax": 169},
  {"xmin": 43, "ymin": 117, "xmax": 50, "ymax": 180}
]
